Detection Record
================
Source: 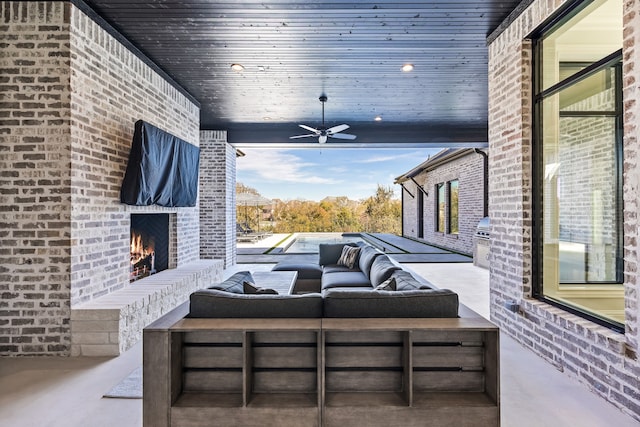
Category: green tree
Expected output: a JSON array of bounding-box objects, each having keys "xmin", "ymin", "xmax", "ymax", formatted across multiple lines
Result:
[
  {"xmin": 236, "ymin": 182, "xmax": 401, "ymax": 234},
  {"xmin": 361, "ymin": 185, "xmax": 401, "ymax": 234}
]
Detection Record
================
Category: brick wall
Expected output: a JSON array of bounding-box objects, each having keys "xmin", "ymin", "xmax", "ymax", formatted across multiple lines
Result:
[
  {"xmin": 200, "ymin": 130, "xmax": 237, "ymax": 267},
  {"xmin": 0, "ymin": 1, "xmax": 73, "ymax": 356},
  {"xmin": 0, "ymin": 1, "xmax": 201, "ymax": 356},
  {"xmin": 69, "ymin": 5, "xmax": 201, "ymax": 306},
  {"xmin": 488, "ymin": 0, "xmax": 640, "ymax": 419},
  {"xmin": 623, "ymin": 0, "xmax": 640, "ymax": 354},
  {"xmin": 401, "ymin": 150, "xmax": 485, "ymax": 255}
]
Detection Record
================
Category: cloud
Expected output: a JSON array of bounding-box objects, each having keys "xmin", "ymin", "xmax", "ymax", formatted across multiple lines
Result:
[
  {"xmin": 237, "ymin": 150, "xmax": 340, "ymax": 184},
  {"xmin": 354, "ymin": 150, "xmax": 430, "ymax": 164}
]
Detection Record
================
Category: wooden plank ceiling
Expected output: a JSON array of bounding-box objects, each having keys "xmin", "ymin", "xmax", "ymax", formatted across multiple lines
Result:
[{"xmin": 82, "ymin": 0, "xmax": 522, "ymax": 147}]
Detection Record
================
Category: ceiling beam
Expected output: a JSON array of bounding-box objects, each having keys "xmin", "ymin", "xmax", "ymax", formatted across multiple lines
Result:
[{"xmin": 224, "ymin": 122, "xmax": 487, "ymax": 148}]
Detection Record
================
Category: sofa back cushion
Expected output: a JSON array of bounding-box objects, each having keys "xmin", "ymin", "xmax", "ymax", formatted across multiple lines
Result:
[
  {"xmin": 368, "ymin": 256, "xmax": 400, "ymax": 287},
  {"xmin": 319, "ymin": 243, "xmax": 357, "ymax": 266},
  {"xmin": 208, "ymin": 271, "xmax": 254, "ymax": 294},
  {"xmin": 322, "ymin": 288, "xmax": 459, "ymax": 318},
  {"xmin": 358, "ymin": 245, "xmax": 383, "ymax": 276},
  {"xmin": 391, "ymin": 270, "xmax": 435, "ymax": 291},
  {"xmin": 189, "ymin": 290, "xmax": 324, "ymax": 318}
]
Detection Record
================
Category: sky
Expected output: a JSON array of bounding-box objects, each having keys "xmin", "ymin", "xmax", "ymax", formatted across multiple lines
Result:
[{"xmin": 236, "ymin": 147, "xmax": 444, "ymax": 201}]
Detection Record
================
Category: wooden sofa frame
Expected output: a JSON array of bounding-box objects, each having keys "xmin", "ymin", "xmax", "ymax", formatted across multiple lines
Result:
[{"xmin": 144, "ymin": 303, "xmax": 500, "ymax": 427}]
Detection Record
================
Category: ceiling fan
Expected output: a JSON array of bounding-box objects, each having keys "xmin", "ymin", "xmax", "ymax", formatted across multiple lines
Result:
[{"xmin": 290, "ymin": 95, "xmax": 357, "ymax": 144}]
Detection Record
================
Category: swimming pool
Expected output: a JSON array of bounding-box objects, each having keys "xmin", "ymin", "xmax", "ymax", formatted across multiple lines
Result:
[{"xmin": 283, "ymin": 233, "xmax": 365, "ymax": 253}]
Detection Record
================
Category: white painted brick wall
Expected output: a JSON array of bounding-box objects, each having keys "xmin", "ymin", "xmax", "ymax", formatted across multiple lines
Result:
[
  {"xmin": 0, "ymin": 2, "xmax": 202, "ymax": 355},
  {"xmin": 488, "ymin": 0, "xmax": 640, "ymax": 420},
  {"xmin": 69, "ymin": 6, "xmax": 201, "ymax": 307},
  {"xmin": 199, "ymin": 131, "xmax": 237, "ymax": 267}
]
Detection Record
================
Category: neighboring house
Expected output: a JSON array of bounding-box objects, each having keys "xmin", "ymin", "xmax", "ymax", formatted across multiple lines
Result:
[{"xmin": 394, "ymin": 148, "xmax": 487, "ymax": 255}]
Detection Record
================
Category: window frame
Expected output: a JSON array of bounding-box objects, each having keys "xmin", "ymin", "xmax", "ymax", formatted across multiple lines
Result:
[
  {"xmin": 435, "ymin": 183, "xmax": 445, "ymax": 233},
  {"xmin": 531, "ymin": 1, "xmax": 624, "ymax": 332},
  {"xmin": 448, "ymin": 180, "xmax": 459, "ymax": 235}
]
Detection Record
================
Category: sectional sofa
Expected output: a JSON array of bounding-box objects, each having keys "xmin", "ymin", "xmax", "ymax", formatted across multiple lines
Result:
[
  {"xmin": 191, "ymin": 242, "xmax": 460, "ymax": 318},
  {"xmin": 143, "ymin": 242, "xmax": 500, "ymax": 427}
]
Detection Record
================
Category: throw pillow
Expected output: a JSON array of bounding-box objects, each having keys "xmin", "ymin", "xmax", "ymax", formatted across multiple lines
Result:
[
  {"xmin": 337, "ymin": 245, "xmax": 361, "ymax": 269},
  {"xmin": 243, "ymin": 281, "xmax": 279, "ymax": 295},
  {"xmin": 243, "ymin": 281, "xmax": 259, "ymax": 293},
  {"xmin": 374, "ymin": 277, "xmax": 397, "ymax": 291}
]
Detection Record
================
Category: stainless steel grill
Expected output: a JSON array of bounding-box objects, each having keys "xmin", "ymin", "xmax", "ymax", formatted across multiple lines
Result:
[
  {"xmin": 473, "ymin": 217, "xmax": 490, "ymax": 269},
  {"xmin": 475, "ymin": 217, "xmax": 490, "ymax": 239}
]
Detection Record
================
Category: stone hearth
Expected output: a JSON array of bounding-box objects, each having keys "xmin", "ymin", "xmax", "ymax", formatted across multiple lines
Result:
[{"xmin": 71, "ymin": 260, "xmax": 222, "ymax": 356}]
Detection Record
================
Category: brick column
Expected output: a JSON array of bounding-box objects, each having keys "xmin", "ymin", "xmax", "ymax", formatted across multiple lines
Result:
[
  {"xmin": 0, "ymin": 1, "xmax": 73, "ymax": 356},
  {"xmin": 199, "ymin": 131, "xmax": 237, "ymax": 267}
]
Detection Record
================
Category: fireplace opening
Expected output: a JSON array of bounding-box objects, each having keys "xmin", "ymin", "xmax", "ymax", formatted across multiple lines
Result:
[{"xmin": 130, "ymin": 214, "xmax": 170, "ymax": 282}]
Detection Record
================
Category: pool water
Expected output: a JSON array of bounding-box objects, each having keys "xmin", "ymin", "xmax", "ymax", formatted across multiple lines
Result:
[{"xmin": 284, "ymin": 234, "xmax": 364, "ymax": 253}]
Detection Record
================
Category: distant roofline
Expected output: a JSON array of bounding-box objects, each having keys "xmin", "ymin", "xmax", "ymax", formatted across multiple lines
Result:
[{"xmin": 394, "ymin": 148, "xmax": 485, "ymax": 184}]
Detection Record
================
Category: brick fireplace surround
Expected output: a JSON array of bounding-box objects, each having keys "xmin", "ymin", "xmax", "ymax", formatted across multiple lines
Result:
[{"xmin": 0, "ymin": 2, "xmax": 235, "ymax": 356}]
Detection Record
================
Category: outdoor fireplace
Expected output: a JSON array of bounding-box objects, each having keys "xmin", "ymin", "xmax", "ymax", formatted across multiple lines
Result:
[{"xmin": 130, "ymin": 214, "xmax": 170, "ymax": 282}]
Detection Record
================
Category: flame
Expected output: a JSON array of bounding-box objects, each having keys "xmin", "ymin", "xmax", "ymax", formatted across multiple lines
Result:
[{"xmin": 130, "ymin": 231, "xmax": 154, "ymax": 266}]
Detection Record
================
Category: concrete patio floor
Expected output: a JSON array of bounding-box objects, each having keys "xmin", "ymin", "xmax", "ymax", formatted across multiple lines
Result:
[{"xmin": 0, "ymin": 260, "xmax": 638, "ymax": 426}]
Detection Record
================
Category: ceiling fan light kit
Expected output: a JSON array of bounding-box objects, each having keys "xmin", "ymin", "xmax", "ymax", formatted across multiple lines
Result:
[{"xmin": 290, "ymin": 96, "xmax": 357, "ymax": 144}]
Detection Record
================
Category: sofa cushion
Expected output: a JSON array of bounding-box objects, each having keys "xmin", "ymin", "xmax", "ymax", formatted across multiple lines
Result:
[
  {"xmin": 323, "ymin": 288, "xmax": 459, "ymax": 318},
  {"xmin": 322, "ymin": 271, "xmax": 371, "ymax": 290},
  {"xmin": 271, "ymin": 262, "xmax": 323, "ymax": 280},
  {"xmin": 189, "ymin": 289, "xmax": 323, "ymax": 318},
  {"xmin": 368, "ymin": 256, "xmax": 401, "ymax": 287},
  {"xmin": 323, "ymin": 264, "xmax": 358, "ymax": 274},
  {"xmin": 243, "ymin": 281, "xmax": 279, "ymax": 295},
  {"xmin": 319, "ymin": 243, "xmax": 357, "ymax": 266},
  {"xmin": 337, "ymin": 245, "xmax": 361, "ymax": 269},
  {"xmin": 358, "ymin": 245, "xmax": 384, "ymax": 277},
  {"xmin": 208, "ymin": 271, "xmax": 254, "ymax": 294},
  {"xmin": 374, "ymin": 277, "xmax": 396, "ymax": 291},
  {"xmin": 391, "ymin": 270, "xmax": 434, "ymax": 291}
]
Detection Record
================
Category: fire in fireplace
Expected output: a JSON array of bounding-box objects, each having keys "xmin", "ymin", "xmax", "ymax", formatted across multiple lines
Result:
[{"xmin": 130, "ymin": 214, "xmax": 170, "ymax": 282}]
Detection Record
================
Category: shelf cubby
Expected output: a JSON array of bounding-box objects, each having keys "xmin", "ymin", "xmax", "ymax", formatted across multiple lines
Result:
[{"xmin": 144, "ymin": 305, "xmax": 499, "ymax": 427}]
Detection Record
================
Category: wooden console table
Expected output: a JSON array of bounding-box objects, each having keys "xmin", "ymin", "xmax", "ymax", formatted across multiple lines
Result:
[{"xmin": 143, "ymin": 304, "xmax": 500, "ymax": 427}]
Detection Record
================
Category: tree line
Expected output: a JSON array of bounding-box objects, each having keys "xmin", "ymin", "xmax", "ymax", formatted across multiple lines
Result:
[{"xmin": 236, "ymin": 183, "xmax": 401, "ymax": 234}]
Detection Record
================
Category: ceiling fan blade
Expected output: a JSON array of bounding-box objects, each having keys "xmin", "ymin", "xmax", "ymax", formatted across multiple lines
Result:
[
  {"xmin": 290, "ymin": 134, "xmax": 317, "ymax": 139},
  {"xmin": 326, "ymin": 124, "xmax": 350, "ymax": 134},
  {"xmin": 329, "ymin": 133, "xmax": 357, "ymax": 140},
  {"xmin": 298, "ymin": 124, "xmax": 319, "ymax": 133}
]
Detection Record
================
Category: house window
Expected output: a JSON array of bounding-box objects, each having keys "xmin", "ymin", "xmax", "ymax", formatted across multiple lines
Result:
[
  {"xmin": 436, "ymin": 183, "xmax": 445, "ymax": 233},
  {"xmin": 532, "ymin": 0, "xmax": 624, "ymax": 329},
  {"xmin": 417, "ymin": 189, "xmax": 424, "ymax": 238},
  {"xmin": 448, "ymin": 180, "xmax": 459, "ymax": 234}
]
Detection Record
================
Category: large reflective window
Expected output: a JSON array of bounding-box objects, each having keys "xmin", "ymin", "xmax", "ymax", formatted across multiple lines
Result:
[
  {"xmin": 540, "ymin": 0, "xmax": 622, "ymax": 91},
  {"xmin": 535, "ymin": 0, "xmax": 623, "ymax": 328}
]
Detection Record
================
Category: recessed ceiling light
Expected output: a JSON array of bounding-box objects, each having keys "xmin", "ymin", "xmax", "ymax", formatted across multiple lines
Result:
[
  {"xmin": 230, "ymin": 63, "xmax": 245, "ymax": 71},
  {"xmin": 401, "ymin": 63, "xmax": 414, "ymax": 72},
  {"xmin": 374, "ymin": 116, "xmax": 382, "ymax": 121},
  {"xmin": 258, "ymin": 65, "xmax": 266, "ymax": 72}
]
